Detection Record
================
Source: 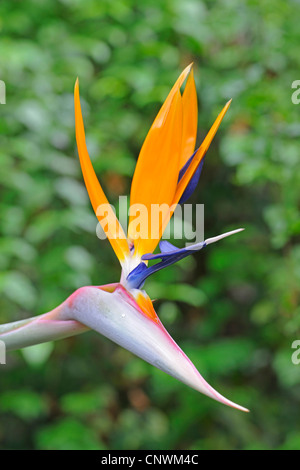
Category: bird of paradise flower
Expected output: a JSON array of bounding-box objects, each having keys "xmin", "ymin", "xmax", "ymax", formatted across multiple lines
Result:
[{"xmin": 0, "ymin": 64, "xmax": 248, "ymax": 412}]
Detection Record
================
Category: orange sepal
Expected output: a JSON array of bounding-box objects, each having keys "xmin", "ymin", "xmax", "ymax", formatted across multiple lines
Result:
[
  {"xmin": 135, "ymin": 291, "xmax": 159, "ymax": 323},
  {"xmin": 158, "ymin": 100, "xmax": 232, "ymax": 238},
  {"xmin": 181, "ymin": 67, "xmax": 198, "ymax": 168},
  {"xmin": 174, "ymin": 99, "xmax": 232, "ymax": 205},
  {"xmin": 128, "ymin": 87, "xmax": 184, "ymax": 256},
  {"xmin": 74, "ymin": 79, "xmax": 130, "ymax": 263}
]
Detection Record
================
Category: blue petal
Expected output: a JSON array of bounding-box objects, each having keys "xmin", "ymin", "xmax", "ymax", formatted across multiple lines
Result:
[
  {"xmin": 177, "ymin": 148, "xmax": 205, "ymax": 204},
  {"xmin": 125, "ymin": 262, "xmax": 148, "ymax": 289},
  {"xmin": 141, "ymin": 240, "xmax": 179, "ymax": 260},
  {"xmin": 142, "ymin": 240, "xmax": 206, "ymax": 260},
  {"xmin": 126, "ymin": 229, "xmax": 244, "ymax": 289},
  {"xmin": 159, "ymin": 240, "xmax": 178, "ymax": 253},
  {"xmin": 126, "ymin": 228, "xmax": 244, "ymax": 289},
  {"xmin": 126, "ymin": 240, "xmax": 206, "ymax": 289},
  {"xmin": 178, "ymin": 149, "xmax": 198, "ymax": 181},
  {"xmin": 179, "ymin": 159, "xmax": 204, "ymax": 204}
]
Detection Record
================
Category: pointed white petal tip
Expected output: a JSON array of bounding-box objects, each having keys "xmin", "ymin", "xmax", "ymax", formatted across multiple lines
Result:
[
  {"xmin": 62, "ymin": 285, "xmax": 249, "ymax": 412},
  {"xmin": 212, "ymin": 393, "xmax": 249, "ymax": 413},
  {"xmin": 205, "ymin": 228, "xmax": 245, "ymax": 246}
]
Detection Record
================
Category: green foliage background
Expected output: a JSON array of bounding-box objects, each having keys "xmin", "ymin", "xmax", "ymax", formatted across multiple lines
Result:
[{"xmin": 0, "ymin": 0, "xmax": 300, "ymax": 450}]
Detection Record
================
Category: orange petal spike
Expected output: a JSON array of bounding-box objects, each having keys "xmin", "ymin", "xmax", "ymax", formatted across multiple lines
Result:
[
  {"xmin": 175, "ymin": 100, "xmax": 232, "ymax": 204},
  {"xmin": 135, "ymin": 290, "xmax": 159, "ymax": 323},
  {"xmin": 74, "ymin": 79, "xmax": 130, "ymax": 264},
  {"xmin": 128, "ymin": 65, "xmax": 194, "ymax": 257},
  {"xmin": 128, "ymin": 88, "xmax": 183, "ymax": 257},
  {"xmin": 159, "ymin": 100, "xmax": 232, "ymax": 238},
  {"xmin": 181, "ymin": 67, "xmax": 198, "ymax": 168},
  {"xmin": 148, "ymin": 63, "xmax": 193, "ymax": 131}
]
